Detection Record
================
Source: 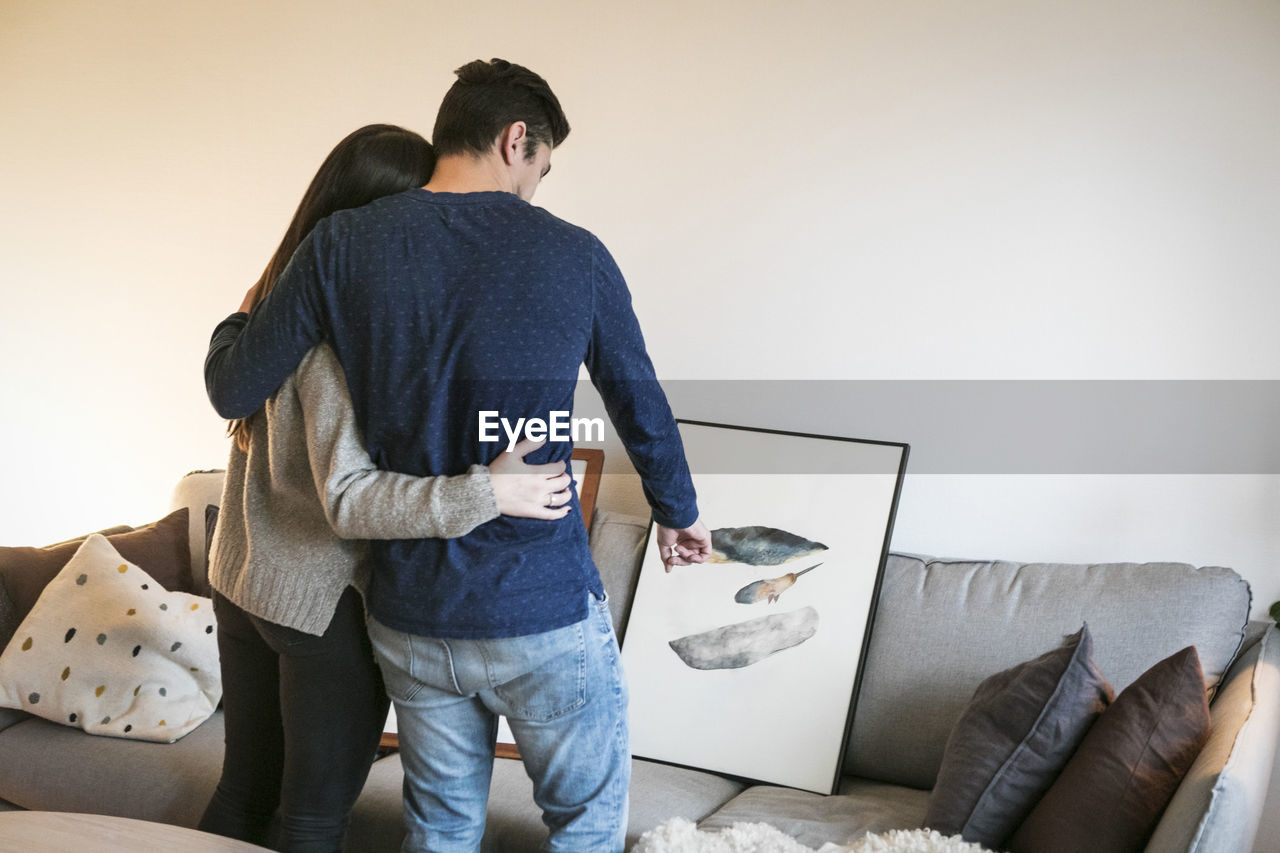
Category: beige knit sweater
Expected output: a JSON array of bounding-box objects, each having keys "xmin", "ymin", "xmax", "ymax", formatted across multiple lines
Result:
[{"xmin": 208, "ymin": 343, "xmax": 499, "ymax": 635}]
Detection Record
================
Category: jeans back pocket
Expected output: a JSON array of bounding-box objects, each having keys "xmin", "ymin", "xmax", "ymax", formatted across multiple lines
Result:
[{"xmin": 492, "ymin": 623, "xmax": 587, "ymax": 722}]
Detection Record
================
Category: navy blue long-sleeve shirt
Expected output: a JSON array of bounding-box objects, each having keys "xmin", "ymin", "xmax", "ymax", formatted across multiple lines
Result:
[{"xmin": 205, "ymin": 189, "xmax": 697, "ymax": 638}]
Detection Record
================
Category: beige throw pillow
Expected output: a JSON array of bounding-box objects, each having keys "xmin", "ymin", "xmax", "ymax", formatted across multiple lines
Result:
[{"xmin": 0, "ymin": 534, "xmax": 220, "ymax": 742}]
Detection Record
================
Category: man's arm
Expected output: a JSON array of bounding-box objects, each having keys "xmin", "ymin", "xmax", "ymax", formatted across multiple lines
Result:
[
  {"xmin": 583, "ymin": 237, "xmax": 710, "ymax": 569},
  {"xmin": 204, "ymin": 226, "xmax": 331, "ymax": 418}
]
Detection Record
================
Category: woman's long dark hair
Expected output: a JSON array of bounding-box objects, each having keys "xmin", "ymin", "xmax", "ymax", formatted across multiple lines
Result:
[{"xmin": 228, "ymin": 124, "xmax": 435, "ymax": 451}]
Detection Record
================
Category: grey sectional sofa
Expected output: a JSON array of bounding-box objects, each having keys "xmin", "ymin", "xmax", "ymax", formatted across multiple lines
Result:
[{"xmin": 0, "ymin": 470, "xmax": 1275, "ymax": 852}]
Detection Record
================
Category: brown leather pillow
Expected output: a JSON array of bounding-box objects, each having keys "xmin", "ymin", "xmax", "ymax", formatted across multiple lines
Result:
[
  {"xmin": 0, "ymin": 508, "xmax": 193, "ymax": 650},
  {"xmin": 1009, "ymin": 646, "xmax": 1210, "ymax": 853}
]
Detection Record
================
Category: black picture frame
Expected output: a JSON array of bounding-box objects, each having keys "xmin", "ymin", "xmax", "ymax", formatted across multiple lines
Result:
[{"xmin": 620, "ymin": 419, "xmax": 909, "ymax": 794}]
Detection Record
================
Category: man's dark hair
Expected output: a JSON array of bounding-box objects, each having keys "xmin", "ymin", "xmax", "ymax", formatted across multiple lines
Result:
[{"xmin": 432, "ymin": 58, "xmax": 570, "ymax": 160}]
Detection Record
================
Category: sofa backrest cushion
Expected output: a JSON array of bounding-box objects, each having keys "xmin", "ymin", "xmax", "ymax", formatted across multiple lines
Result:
[
  {"xmin": 588, "ymin": 510, "xmax": 650, "ymax": 640},
  {"xmin": 845, "ymin": 554, "xmax": 1251, "ymax": 790}
]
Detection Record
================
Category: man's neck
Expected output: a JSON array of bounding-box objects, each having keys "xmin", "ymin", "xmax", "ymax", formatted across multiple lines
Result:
[{"xmin": 422, "ymin": 153, "xmax": 513, "ymax": 195}]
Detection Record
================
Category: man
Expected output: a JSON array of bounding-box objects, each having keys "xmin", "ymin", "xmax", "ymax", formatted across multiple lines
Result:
[{"xmin": 205, "ymin": 58, "xmax": 711, "ymax": 851}]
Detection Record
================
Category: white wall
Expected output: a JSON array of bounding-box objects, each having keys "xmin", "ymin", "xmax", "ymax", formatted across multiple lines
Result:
[{"xmin": 2, "ymin": 0, "xmax": 1278, "ymax": 844}]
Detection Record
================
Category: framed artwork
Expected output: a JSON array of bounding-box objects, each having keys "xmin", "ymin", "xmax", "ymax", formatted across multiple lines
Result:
[
  {"xmin": 383, "ymin": 448, "xmax": 606, "ymax": 754},
  {"xmin": 621, "ymin": 420, "xmax": 908, "ymax": 794}
]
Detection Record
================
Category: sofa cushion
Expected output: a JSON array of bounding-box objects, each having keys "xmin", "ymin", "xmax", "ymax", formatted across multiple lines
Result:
[
  {"xmin": 923, "ymin": 625, "xmax": 1112, "ymax": 848},
  {"xmin": 350, "ymin": 752, "xmax": 748, "ymax": 853},
  {"xmin": 588, "ymin": 509, "xmax": 649, "ymax": 641},
  {"xmin": 346, "ymin": 752, "xmax": 408, "ymax": 853},
  {"xmin": 846, "ymin": 554, "xmax": 1250, "ymax": 789},
  {"xmin": 0, "ymin": 708, "xmax": 28, "ymax": 735},
  {"xmin": 697, "ymin": 777, "xmax": 930, "ymax": 848},
  {"xmin": 0, "ymin": 711, "xmax": 225, "ymax": 825},
  {"xmin": 0, "ymin": 508, "xmax": 193, "ymax": 653},
  {"xmin": 0, "ymin": 534, "xmax": 220, "ymax": 742},
  {"xmin": 1008, "ymin": 646, "xmax": 1211, "ymax": 853},
  {"xmin": 483, "ymin": 754, "xmax": 749, "ymax": 851}
]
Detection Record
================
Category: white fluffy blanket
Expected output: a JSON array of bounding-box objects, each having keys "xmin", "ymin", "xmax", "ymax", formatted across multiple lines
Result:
[{"xmin": 632, "ymin": 819, "xmax": 993, "ymax": 853}]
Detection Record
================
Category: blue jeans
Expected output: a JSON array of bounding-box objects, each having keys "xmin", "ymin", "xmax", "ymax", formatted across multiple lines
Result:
[{"xmin": 367, "ymin": 592, "xmax": 629, "ymax": 853}]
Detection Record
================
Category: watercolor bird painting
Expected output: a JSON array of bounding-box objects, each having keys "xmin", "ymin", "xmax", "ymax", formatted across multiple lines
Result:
[
  {"xmin": 734, "ymin": 563, "xmax": 823, "ymax": 604},
  {"xmin": 709, "ymin": 526, "xmax": 828, "ymax": 566}
]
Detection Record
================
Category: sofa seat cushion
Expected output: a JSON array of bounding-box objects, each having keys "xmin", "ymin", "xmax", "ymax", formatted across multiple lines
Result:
[
  {"xmin": 351, "ymin": 753, "xmax": 748, "ymax": 852},
  {"xmin": 488, "ymin": 755, "xmax": 748, "ymax": 852},
  {"xmin": 0, "ymin": 710, "xmax": 225, "ymax": 826},
  {"xmin": 0, "ymin": 708, "xmax": 28, "ymax": 736},
  {"xmin": 697, "ymin": 777, "xmax": 929, "ymax": 849},
  {"xmin": 346, "ymin": 752, "xmax": 409, "ymax": 853},
  {"xmin": 847, "ymin": 554, "xmax": 1251, "ymax": 790}
]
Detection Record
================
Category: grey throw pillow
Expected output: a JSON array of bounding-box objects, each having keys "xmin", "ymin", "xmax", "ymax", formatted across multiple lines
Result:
[{"xmin": 923, "ymin": 624, "xmax": 1113, "ymax": 849}]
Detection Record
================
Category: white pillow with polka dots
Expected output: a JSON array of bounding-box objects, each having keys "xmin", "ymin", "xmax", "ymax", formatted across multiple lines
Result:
[{"xmin": 0, "ymin": 533, "xmax": 220, "ymax": 742}]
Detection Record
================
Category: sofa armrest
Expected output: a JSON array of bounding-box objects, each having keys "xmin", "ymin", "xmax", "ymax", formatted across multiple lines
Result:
[
  {"xmin": 169, "ymin": 470, "xmax": 225, "ymax": 596},
  {"xmin": 1146, "ymin": 621, "xmax": 1280, "ymax": 853}
]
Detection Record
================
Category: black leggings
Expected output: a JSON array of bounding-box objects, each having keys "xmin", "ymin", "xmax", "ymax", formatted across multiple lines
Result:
[{"xmin": 199, "ymin": 587, "xmax": 389, "ymax": 853}]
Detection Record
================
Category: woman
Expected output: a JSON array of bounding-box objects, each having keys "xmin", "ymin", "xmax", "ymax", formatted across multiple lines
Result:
[{"xmin": 198, "ymin": 124, "xmax": 572, "ymax": 852}]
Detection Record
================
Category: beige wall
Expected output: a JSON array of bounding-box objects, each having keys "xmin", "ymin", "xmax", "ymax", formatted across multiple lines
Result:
[
  {"xmin": 2, "ymin": 1, "xmax": 1279, "ymax": 843},
  {"xmin": 3, "ymin": 0, "xmax": 1277, "ymax": 547}
]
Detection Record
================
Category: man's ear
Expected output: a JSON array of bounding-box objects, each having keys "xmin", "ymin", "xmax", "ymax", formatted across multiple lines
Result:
[{"xmin": 498, "ymin": 122, "xmax": 528, "ymax": 166}]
